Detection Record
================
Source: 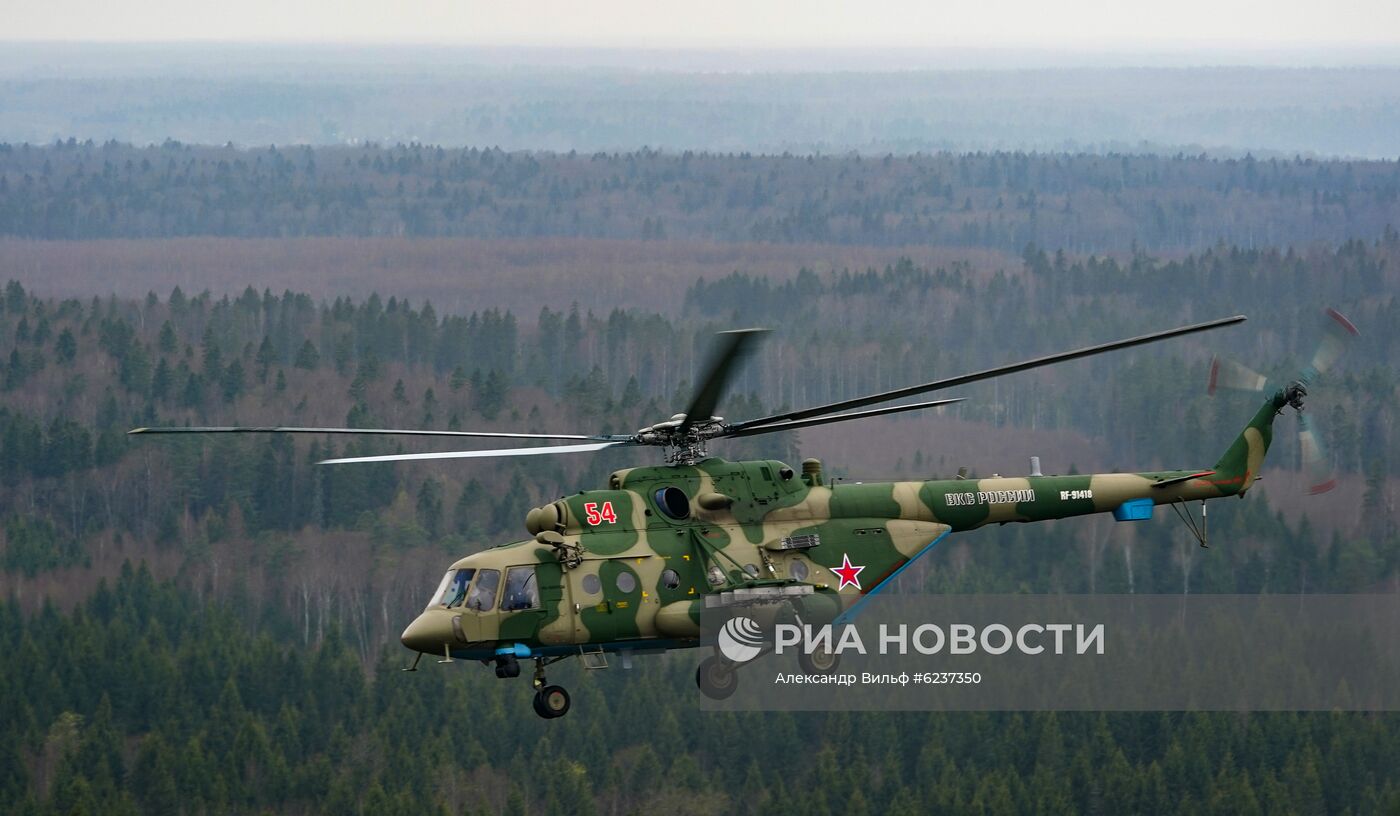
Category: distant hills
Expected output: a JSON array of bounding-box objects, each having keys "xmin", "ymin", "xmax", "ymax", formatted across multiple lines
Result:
[{"xmin": 2, "ymin": 46, "xmax": 1400, "ymax": 157}]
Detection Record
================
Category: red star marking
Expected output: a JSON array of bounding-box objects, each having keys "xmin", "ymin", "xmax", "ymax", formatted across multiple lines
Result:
[{"xmin": 832, "ymin": 554, "xmax": 865, "ymax": 590}]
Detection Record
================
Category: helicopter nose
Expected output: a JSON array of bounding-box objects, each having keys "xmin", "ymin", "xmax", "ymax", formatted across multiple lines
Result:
[{"xmin": 401, "ymin": 612, "xmax": 452, "ymax": 654}]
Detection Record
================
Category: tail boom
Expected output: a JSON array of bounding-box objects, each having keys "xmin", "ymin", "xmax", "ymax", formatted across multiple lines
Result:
[{"xmin": 880, "ymin": 390, "xmax": 1290, "ymax": 531}]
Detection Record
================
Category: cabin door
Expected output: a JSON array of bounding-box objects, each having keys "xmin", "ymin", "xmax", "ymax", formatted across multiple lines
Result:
[{"xmin": 569, "ymin": 557, "xmax": 647, "ymax": 645}]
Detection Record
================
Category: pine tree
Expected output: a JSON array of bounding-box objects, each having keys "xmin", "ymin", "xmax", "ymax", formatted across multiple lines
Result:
[
  {"xmin": 294, "ymin": 339, "xmax": 320, "ymax": 370},
  {"xmin": 150, "ymin": 357, "xmax": 172, "ymax": 402},
  {"xmin": 157, "ymin": 321, "xmax": 177, "ymax": 354},
  {"xmin": 55, "ymin": 328, "xmax": 77, "ymax": 364},
  {"xmin": 417, "ymin": 478, "xmax": 444, "ymax": 538},
  {"xmin": 474, "ymin": 369, "xmax": 509, "ymax": 420},
  {"xmin": 221, "ymin": 359, "xmax": 245, "ymax": 403},
  {"xmin": 255, "ymin": 335, "xmax": 276, "ymax": 383},
  {"xmin": 181, "ymin": 372, "xmax": 204, "ymax": 408}
]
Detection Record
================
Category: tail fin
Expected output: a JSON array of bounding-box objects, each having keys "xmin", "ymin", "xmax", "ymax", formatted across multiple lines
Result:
[{"xmin": 1212, "ymin": 389, "xmax": 1290, "ymax": 495}]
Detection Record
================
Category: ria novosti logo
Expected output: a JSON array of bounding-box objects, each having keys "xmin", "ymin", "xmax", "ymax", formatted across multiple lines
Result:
[
  {"xmin": 717, "ymin": 616, "xmax": 765, "ymax": 663},
  {"xmin": 715, "ymin": 614, "xmax": 1106, "ymax": 663}
]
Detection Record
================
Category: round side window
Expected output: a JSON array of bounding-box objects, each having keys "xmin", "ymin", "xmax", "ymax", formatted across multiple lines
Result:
[
  {"xmin": 581, "ymin": 574, "xmax": 601, "ymax": 595},
  {"xmin": 706, "ymin": 565, "xmax": 726, "ymax": 586},
  {"xmin": 743, "ymin": 564, "xmax": 760, "ymax": 578},
  {"xmin": 615, "ymin": 571, "xmax": 637, "ymax": 593},
  {"xmin": 654, "ymin": 486, "xmax": 691, "ymax": 520},
  {"xmin": 789, "ymin": 560, "xmax": 809, "ymax": 581},
  {"xmin": 661, "ymin": 569, "xmax": 680, "ymax": 589}
]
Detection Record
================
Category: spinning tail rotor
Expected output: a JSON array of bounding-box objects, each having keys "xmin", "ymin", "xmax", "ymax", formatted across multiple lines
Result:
[
  {"xmin": 1207, "ymin": 308, "xmax": 1359, "ymax": 494},
  {"xmin": 1297, "ymin": 411, "xmax": 1335, "ymax": 495}
]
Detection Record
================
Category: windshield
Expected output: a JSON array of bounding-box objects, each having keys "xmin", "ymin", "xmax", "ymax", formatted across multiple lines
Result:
[
  {"xmin": 427, "ymin": 571, "xmax": 454, "ymax": 610},
  {"xmin": 429, "ymin": 569, "xmax": 475, "ymax": 610}
]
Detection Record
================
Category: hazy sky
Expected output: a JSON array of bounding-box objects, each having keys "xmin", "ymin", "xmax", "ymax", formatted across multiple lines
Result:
[{"xmin": 8, "ymin": 0, "xmax": 1400, "ymax": 49}]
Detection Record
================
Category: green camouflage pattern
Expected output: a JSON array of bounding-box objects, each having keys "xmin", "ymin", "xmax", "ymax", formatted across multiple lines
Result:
[{"xmin": 400, "ymin": 389, "xmax": 1289, "ymax": 660}]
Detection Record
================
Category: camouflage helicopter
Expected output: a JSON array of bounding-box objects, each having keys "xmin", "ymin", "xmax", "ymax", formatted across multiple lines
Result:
[{"xmin": 130, "ymin": 311, "xmax": 1356, "ymax": 718}]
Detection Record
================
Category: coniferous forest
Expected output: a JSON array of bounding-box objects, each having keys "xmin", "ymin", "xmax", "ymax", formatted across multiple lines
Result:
[{"xmin": 2, "ymin": 135, "xmax": 1400, "ymax": 815}]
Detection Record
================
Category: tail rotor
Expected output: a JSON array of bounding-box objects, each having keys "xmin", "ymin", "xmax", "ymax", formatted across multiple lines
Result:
[
  {"xmin": 1297, "ymin": 411, "xmax": 1337, "ymax": 495},
  {"xmin": 1304, "ymin": 307, "xmax": 1361, "ymax": 382},
  {"xmin": 1207, "ymin": 308, "xmax": 1359, "ymax": 495},
  {"xmin": 1207, "ymin": 357, "xmax": 1269, "ymax": 396}
]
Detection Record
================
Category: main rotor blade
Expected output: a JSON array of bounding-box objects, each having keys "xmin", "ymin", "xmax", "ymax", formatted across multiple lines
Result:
[
  {"xmin": 722, "ymin": 397, "xmax": 965, "ymax": 439},
  {"xmin": 730, "ymin": 315, "xmax": 1246, "ymax": 430},
  {"xmin": 318, "ymin": 440, "xmax": 632, "ymax": 465},
  {"xmin": 678, "ymin": 328, "xmax": 769, "ymax": 434},
  {"xmin": 129, "ymin": 426, "xmax": 613, "ymax": 442}
]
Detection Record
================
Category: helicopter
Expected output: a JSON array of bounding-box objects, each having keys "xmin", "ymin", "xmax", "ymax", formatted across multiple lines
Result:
[{"xmin": 129, "ymin": 310, "xmax": 1356, "ymax": 718}]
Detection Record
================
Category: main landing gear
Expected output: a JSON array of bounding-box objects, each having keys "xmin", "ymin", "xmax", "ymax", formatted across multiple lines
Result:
[
  {"xmin": 696, "ymin": 655, "xmax": 740, "ymax": 700},
  {"xmin": 529, "ymin": 657, "xmax": 571, "ymax": 719},
  {"xmin": 797, "ymin": 642, "xmax": 840, "ymax": 674},
  {"xmin": 696, "ymin": 642, "xmax": 842, "ymax": 700}
]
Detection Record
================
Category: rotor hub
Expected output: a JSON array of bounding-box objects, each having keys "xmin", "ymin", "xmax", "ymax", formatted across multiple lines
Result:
[
  {"xmin": 1284, "ymin": 380, "xmax": 1307, "ymax": 413},
  {"xmin": 633, "ymin": 415, "xmax": 727, "ymax": 465}
]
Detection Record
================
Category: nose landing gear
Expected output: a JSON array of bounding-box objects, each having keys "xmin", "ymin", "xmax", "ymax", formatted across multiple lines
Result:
[
  {"xmin": 533, "ymin": 685, "xmax": 571, "ymax": 718},
  {"xmin": 531, "ymin": 657, "xmax": 572, "ymax": 719}
]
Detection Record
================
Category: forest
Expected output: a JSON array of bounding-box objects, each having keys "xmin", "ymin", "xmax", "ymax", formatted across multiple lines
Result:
[
  {"xmin": 0, "ymin": 234, "xmax": 1398, "ymax": 812},
  {"xmin": 1, "ymin": 132, "xmax": 1399, "ymax": 813},
  {"xmin": 7, "ymin": 571, "xmax": 1400, "ymax": 815},
  {"xmin": 2, "ymin": 142, "xmax": 1400, "ymax": 251}
]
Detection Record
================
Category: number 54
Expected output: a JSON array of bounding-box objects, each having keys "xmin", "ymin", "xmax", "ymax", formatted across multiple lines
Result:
[{"xmin": 584, "ymin": 501, "xmax": 618, "ymax": 525}]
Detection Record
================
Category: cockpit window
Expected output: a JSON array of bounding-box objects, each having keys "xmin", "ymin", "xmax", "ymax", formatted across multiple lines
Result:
[
  {"xmin": 501, "ymin": 566, "xmax": 541, "ymax": 612},
  {"xmin": 430, "ymin": 569, "xmax": 475, "ymax": 610},
  {"xmin": 466, "ymin": 569, "xmax": 500, "ymax": 612},
  {"xmin": 444, "ymin": 569, "xmax": 474, "ymax": 608},
  {"xmin": 428, "ymin": 571, "xmax": 454, "ymax": 610}
]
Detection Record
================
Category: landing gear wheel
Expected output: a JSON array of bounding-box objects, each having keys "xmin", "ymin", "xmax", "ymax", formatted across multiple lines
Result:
[
  {"xmin": 798, "ymin": 643, "xmax": 840, "ymax": 674},
  {"xmin": 533, "ymin": 685, "xmax": 571, "ymax": 719},
  {"xmin": 696, "ymin": 655, "xmax": 739, "ymax": 700}
]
